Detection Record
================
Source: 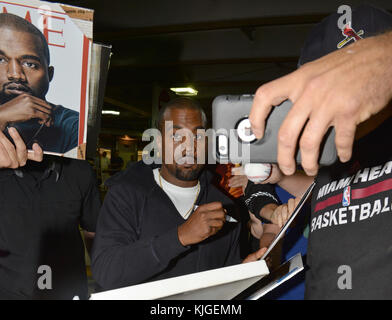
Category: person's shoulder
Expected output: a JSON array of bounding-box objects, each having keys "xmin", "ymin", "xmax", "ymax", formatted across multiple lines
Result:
[
  {"xmin": 50, "ymin": 158, "xmax": 96, "ymax": 194},
  {"xmin": 61, "ymin": 158, "xmax": 95, "ymax": 180},
  {"xmin": 105, "ymin": 161, "xmax": 156, "ymax": 193},
  {"xmin": 52, "ymin": 104, "xmax": 79, "ymax": 118}
]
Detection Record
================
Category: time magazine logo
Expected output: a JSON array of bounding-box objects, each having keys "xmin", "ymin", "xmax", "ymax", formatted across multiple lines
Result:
[{"xmin": 1, "ymin": 1, "xmax": 66, "ymax": 48}]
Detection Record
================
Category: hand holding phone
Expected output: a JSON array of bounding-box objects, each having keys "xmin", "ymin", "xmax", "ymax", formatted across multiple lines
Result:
[{"xmin": 212, "ymin": 95, "xmax": 337, "ymax": 167}]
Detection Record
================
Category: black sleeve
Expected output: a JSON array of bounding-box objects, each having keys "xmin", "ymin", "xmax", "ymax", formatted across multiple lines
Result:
[
  {"xmin": 207, "ymin": 185, "xmax": 243, "ymax": 265},
  {"xmin": 79, "ymin": 163, "xmax": 101, "ymax": 232},
  {"xmin": 224, "ymin": 221, "xmax": 242, "ymax": 266},
  {"xmin": 243, "ymin": 182, "xmax": 280, "ymax": 223},
  {"xmin": 91, "ymin": 184, "xmax": 190, "ymax": 290}
]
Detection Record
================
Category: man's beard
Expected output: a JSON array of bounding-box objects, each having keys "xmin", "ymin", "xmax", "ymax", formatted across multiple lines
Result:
[
  {"xmin": 0, "ymin": 82, "xmax": 33, "ymax": 104},
  {"xmin": 173, "ymin": 165, "xmax": 204, "ymax": 181},
  {"xmin": 0, "ymin": 91, "xmax": 18, "ymax": 104}
]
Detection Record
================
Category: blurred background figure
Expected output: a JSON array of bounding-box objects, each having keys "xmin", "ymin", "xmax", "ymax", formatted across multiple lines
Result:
[
  {"xmin": 100, "ymin": 151, "xmax": 110, "ymax": 187},
  {"xmin": 109, "ymin": 150, "xmax": 124, "ymax": 176}
]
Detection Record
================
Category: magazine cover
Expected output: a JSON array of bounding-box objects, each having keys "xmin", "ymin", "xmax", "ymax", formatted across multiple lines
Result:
[{"xmin": 0, "ymin": 0, "xmax": 93, "ymax": 159}]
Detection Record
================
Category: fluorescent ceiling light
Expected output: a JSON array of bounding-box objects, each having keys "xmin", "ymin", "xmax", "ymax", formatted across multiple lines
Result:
[
  {"xmin": 170, "ymin": 87, "xmax": 198, "ymax": 96},
  {"xmin": 102, "ymin": 110, "xmax": 120, "ymax": 115}
]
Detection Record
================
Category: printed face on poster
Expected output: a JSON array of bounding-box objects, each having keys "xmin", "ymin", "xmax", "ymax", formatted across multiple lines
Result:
[{"xmin": 0, "ymin": 0, "xmax": 93, "ymax": 159}]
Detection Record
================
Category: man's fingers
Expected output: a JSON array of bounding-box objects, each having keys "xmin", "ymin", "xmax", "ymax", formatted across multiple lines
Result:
[
  {"xmin": 208, "ymin": 219, "xmax": 225, "ymax": 229},
  {"xmin": 250, "ymin": 75, "xmax": 292, "ymax": 139},
  {"xmin": 287, "ymin": 197, "xmax": 296, "ymax": 214},
  {"xmin": 32, "ymin": 103, "xmax": 52, "ymax": 115},
  {"xmin": 261, "ymin": 163, "xmax": 281, "ymax": 184},
  {"xmin": 277, "ymin": 95, "xmax": 313, "ymax": 175},
  {"xmin": 278, "ymin": 209, "xmax": 284, "ymax": 228},
  {"xmin": 0, "ymin": 139, "xmax": 12, "ymax": 168},
  {"xmin": 291, "ymin": 197, "xmax": 301, "ymax": 211},
  {"xmin": 199, "ymin": 202, "xmax": 223, "ymax": 211},
  {"xmin": 205, "ymin": 210, "xmax": 227, "ymax": 222},
  {"xmin": 228, "ymin": 175, "xmax": 246, "ymax": 187},
  {"xmin": 28, "ymin": 95, "xmax": 53, "ymax": 111},
  {"xmin": 281, "ymin": 205, "xmax": 288, "ymax": 225},
  {"xmin": 228, "ymin": 176, "xmax": 240, "ymax": 187},
  {"xmin": 32, "ymin": 109, "xmax": 53, "ymax": 128},
  {"xmin": 0, "ymin": 129, "xmax": 18, "ymax": 168},
  {"xmin": 279, "ymin": 205, "xmax": 287, "ymax": 227},
  {"xmin": 18, "ymin": 94, "xmax": 52, "ymax": 115},
  {"xmin": 242, "ymin": 247, "xmax": 267, "ymax": 263},
  {"xmin": 231, "ymin": 166, "xmax": 244, "ymax": 175},
  {"xmin": 298, "ymin": 108, "xmax": 332, "ymax": 176},
  {"xmin": 283, "ymin": 198, "xmax": 301, "ymax": 224},
  {"xmin": 32, "ymin": 106, "xmax": 52, "ymax": 118},
  {"xmin": 27, "ymin": 143, "xmax": 43, "ymax": 162},
  {"xmin": 254, "ymin": 247, "xmax": 267, "ymax": 260},
  {"xmin": 8, "ymin": 127, "xmax": 27, "ymax": 166},
  {"xmin": 28, "ymin": 99, "xmax": 53, "ymax": 125},
  {"xmin": 271, "ymin": 206, "xmax": 280, "ymax": 225},
  {"xmin": 294, "ymin": 197, "xmax": 301, "ymax": 207},
  {"xmin": 334, "ymin": 119, "xmax": 357, "ymax": 163}
]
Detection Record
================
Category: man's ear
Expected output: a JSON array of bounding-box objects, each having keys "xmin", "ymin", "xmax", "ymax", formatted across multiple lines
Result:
[{"xmin": 48, "ymin": 66, "xmax": 54, "ymax": 82}]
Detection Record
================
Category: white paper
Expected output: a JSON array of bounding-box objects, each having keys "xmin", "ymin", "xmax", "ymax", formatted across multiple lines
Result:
[{"xmin": 90, "ymin": 259, "xmax": 269, "ymax": 300}]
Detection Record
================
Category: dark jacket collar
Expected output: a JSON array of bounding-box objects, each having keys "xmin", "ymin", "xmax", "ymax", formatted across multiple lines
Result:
[{"xmin": 0, "ymin": 156, "xmax": 62, "ymax": 183}]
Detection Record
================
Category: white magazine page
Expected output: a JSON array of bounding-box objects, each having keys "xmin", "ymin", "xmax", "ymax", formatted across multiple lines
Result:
[
  {"xmin": 233, "ymin": 253, "xmax": 304, "ymax": 300},
  {"xmin": 90, "ymin": 259, "xmax": 269, "ymax": 300}
]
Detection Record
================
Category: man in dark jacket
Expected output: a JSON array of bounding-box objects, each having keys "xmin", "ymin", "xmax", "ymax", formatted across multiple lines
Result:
[
  {"xmin": 0, "ymin": 153, "xmax": 100, "ymax": 300},
  {"xmin": 92, "ymin": 97, "xmax": 263, "ymax": 290}
]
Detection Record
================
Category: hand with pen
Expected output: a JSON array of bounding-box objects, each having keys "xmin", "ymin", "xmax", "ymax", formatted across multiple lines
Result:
[
  {"xmin": 177, "ymin": 201, "xmax": 267, "ymax": 263},
  {"xmin": 177, "ymin": 202, "xmax": 227, "ymax": 247}
]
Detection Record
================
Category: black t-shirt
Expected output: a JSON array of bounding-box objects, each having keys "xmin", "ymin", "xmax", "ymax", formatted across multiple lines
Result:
[
  {"xmin": 306, "ymin": 117, "xmax": 392, "ymax": 299},
  {"xmin": 0, "ymin": 157, "xmax": 100, "ymax": 300}
]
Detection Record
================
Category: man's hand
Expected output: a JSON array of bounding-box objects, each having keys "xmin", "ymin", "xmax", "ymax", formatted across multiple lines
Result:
[
  {"xmin": 0, "ymin": 127, "xmax": 43, "ymax": 168},
  {"xmin": 248, "ymin": 212, "xmax": 264, "ymax": 239},
  {"xmin": 178, "ymin": 202, "xmax": 226, "ymax": 246},
  {"xmin": 228, "ymin": 174, "xmax": 248, "ymax": 193},
  {"xmin": 249, "ymin": 31, "xmax": 392, "ymax": 176},
  {"xmin": 270, "ymin": 197, "xmax": 300, "ymax": 228},
  {"xmin": 0, "ymin": 94, "xmax": 53, "ymax": 131},
  {"xmin": 242, "ymin": 247, "xmax": 267, "ymax": 263},
  {"xmin": 242, "ymin": 247, "xmax": 274, "ymax": 269},
  {"xmin": 256, "ymin": 164, "xmax": 283, "ymax": 185}
]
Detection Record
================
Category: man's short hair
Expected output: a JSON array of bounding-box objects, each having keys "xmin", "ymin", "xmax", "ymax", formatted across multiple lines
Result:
[
  {"xmin": 156, "ymin": 97, "xmax": 207, "ymax": 131},
  {"xmin": 0, "ymin": 13, "xmax": 50, "ymax": 64}
]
